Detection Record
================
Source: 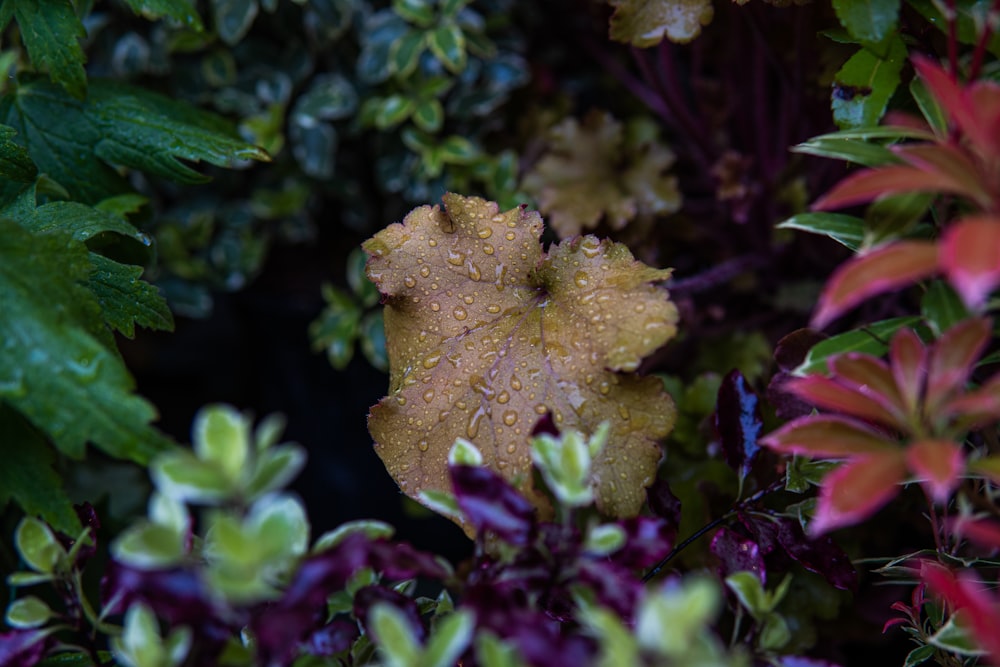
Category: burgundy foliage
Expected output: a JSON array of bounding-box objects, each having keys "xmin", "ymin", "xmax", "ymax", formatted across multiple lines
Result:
[
  {"xmin": 711, "ymin": 526, "xmax": 767, "ymax": 583},
  {"xmin": 715, "ymin": 369, "xmax": 763, "ymax": 479},
  {"xmin": 450, "ymin": 464, "xmax": 537, "ymax": 546}
]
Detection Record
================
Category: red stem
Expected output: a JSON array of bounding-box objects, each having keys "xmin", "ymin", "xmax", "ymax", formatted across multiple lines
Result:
[{"xmin": 969, "ymin": 0, "xmax": 1000, "ymax": 81}]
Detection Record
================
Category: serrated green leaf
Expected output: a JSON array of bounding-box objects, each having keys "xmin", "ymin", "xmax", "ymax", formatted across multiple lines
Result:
[
  {"xmin": 5, "ymin": 596, "xmax": 53, "ymax": 628},
  {"xmin": 426, "ymin": 22, "xmax": 466, "ymax": 73},
  {"xmin": 13, "ymin": 0, "xmax": 87, "ymax": 99},
  {"xmin": 794, "ymin": 316, "xmax": 922, "ymax": 376},
  {"xmin": 1, "ymin": 76, "xmax": 269, "ymax": 205},
  {"xmin": 390, "ymin": 29, "xmax": 427, "ymax": 78},
  {"xmin": 0, "ymin": 219, "xmax": 172, "ymax": 463},
  {"xmin": 95, "ymin": 193, "xmax": 149, "ymax": 218},
  {"xmin": 120, "ymin": 0, "xmax": 203, "ymax": 29},
  {"xmin": 423, "ymin": 610, "xmax": 474, "ymax": 667},
  {"xmin": 777, "ymin": 213, "xmax": 865, "ymax": 251},
  {"xmin": 15, "ymin": 201, "xmax": 150, "ymax": 247},
  {"xmin": 87, "ymin": 255, "xmax": 174, "ymax": 338},
  {"xmin": 211, "ymin": 0, "xmax": 258, "ymax": 45},
  {"xmin": 0, "ymin": 125, "xmax": 36, "ymax": 181},
  {"xmin": 0, "ymin": 406, "xmax": 81, "ymax": 534},
  {"xmin": 832, "ymin": 0, "xmax": 899, "ymax": 44},
  {"xmin": 832, "ymin": 36, "xmax": 907, "ymax": 129}
]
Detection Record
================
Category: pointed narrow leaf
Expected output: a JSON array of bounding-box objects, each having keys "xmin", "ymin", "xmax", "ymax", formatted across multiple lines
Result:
[
  {"xmin": 812, "ymin": 165, "xmax": 976, "ymax": 211},
  {"xmin": 761, "ymin": 415, "xmax": 897, "ymax": 458},
  {"xmin": 829, "ymin": 354, "xmax": 905, "ymax": 413},
  {"xmin": 715, "ymin": 370, "xmax": 762, "ymax": 479},
  {"xmin": 423, "ymin": 610, "xmax": 475, "ymax": 667},
  {"xmin": 912, "ymin": 56, "xmax": 991, "ymax": 149},
  {"xmin": 776, "ymin": 213, "xmax": 864, "ymax": 251},
  {"xmin": 889, "ymin": 326, "xmax": 927, "ymax": 418},
  {"xmin": 921, "ymin": 563, "xmax": 1000, "ymax": 662},
  {"xmin": 921, "ymin": 280, "xmax": 969, "ymax": 337},
  {"xmin": 893, "ymin": 144, "xmax": 992, "ymax": 209},
  {"xmin": 939, "ymin": 217, "xmax": 1000, "ymax": 309},
  {"xmin": 795, "ymin": 316, "xmax": 920, "ymax": 376},
  {"xmin": 945, "ymin": 375, "xmax": 1000, "ymax": 429},
  {"xmin": 925, "ymin": 318, "xmax": 991, "ymax": 411},
  {"xmin": 14, "ymin": 0, "xmax": 87, "ymax": 99},
  {"xmin": 812, "ymin": 242, "xmax": 939, "ymax": 329},
  {"xmin": 810, "ymin": 451, "xmax": 906, "ymax": 534},
  {"xmin": 906, "ymin": 439, "xmax": 964, "ymax": 503},
  {"xmin": 786, "ymin": 375, "xmax": 903, "ymax": 430}
]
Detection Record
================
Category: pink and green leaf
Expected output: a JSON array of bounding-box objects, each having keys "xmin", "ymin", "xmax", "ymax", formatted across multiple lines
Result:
[
  {"xmin": 925, "ymin": 318, "xmax": 992, "ymax": 411},
  {"xmin": 784, "ymin": 375, "xmax": 905, "ymax": 431},
  {"xmin": 811, "ymin": 165, "xmax": 975, "ymax": 211},
  {"xmin": 761, "ymin": 415, "xmax": 898, "ymax": 458},
  {"xmin": 949, "ymin": 516, "xmax": 1000, "ymax": 550},
  {"xmin": 921, "ymin": 561, "xmax": 1000, "ymax": 663},
  {"xmin": 829, "ymin": 354, "xmax": 907, "ymax": 419},
  {"xmin": 809, "ymin": 451, "xmax": 906, "ymax": 535},
  {"xmin": 940, "ymin": 218, "xmax": 1000, "ymax": 309},
  {"xmin": 905, "ymin": 439, "xmax": 965, "ymax": 503},
  {"xmin": 891, "ymin": 144, "xmax": 993, "ymax": 210},
  {"xmin": 889, "ymin": 327, "xmax": 928, "ymax": 419},
  {"xmin": 944, "ymin": 374, "xmax": 1000, "ymax": 429},
  {"xmin": 812, "ymin": 241, "xmax": 940, "ymax": 329},
  {"xmin": 967, "ymin": 453, "xmax": 1000, "ymax": 485}
]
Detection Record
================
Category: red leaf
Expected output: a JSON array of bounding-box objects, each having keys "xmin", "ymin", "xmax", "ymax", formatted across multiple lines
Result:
[
  {"xmin": 812, "ymin": 242, "xmax": 940, "ymax": 329},
  {"xmin": 905, "ymin": 439, "xmax": 965, "ymax": 503},
  {"xmin": 829, "ymin": 355, "xmax": 906, "ymax": 417},
  {"xmin": 761, "ymin": 415, "xmax": 897, "ymax": 458},
  {"xmin": 811, "ymin": 165, "xmax": 973, "ymax": 211},
  {"xmin": 946, "ymin": 374, "xmax": 1000, "ymax": 429},
  {"xmin": 889, "ymin": 327, "xmax": 928, "ymax": 420},
  {"xmin": 925, "ymin": 318, "xmax": 992, "ymax": 411},
  {"xmin": 810, "ymin": 451, "xmax": 906, "ymax": 535},
  {"xmin": 892, "ymin": 144, "xmax": 993, "ymax": 210},
  {"xmin": 950, "ymin": 516, "xmax": 1000, "ymax": 550},
  {"xmin": 921, "ymin": 561, "xmax": 1000, "ymax": 663},
  {"xmin": 785, "ymin": 375, "xmax": 905, "ymax": 431},
  {"xmin": 912, "ymin": 56, "xmax": 978, "ymax": 140},
  {"xmin": 940, "ymin": 217, "xmax": 1000, "ymax": 309}
]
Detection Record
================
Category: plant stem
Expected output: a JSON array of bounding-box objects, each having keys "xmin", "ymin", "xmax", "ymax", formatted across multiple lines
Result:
[
  {"xmin": 969, "ymin": 0, "xmax": 1000, "ymax": 80},
  {"xmin": 642, "ymin": 479, "xmax": 784, "ymax": 582}
]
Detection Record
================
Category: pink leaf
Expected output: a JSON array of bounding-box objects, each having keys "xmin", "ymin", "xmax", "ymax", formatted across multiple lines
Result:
[
  {"xmin": 889, "ymin": 327, "xmax": 928, "ymax": 420},
  {"xmin": 944, "ymin": 374, "xmax": 1000, "ymax": 429},
  {"xmin": 785, "ymin": 375, "xmax": 906, "ymax": 431},
  {"xmin": 809, "ymin": 451, "xmax": 906, "ymax": 535},
  {"xmin": 921, "ymin": 561, "xmax": 1000, "ymax": 663},
  {"xmin": 892, "ymin": 144, "xmax": 993, "ymax": 210},
  {"xmin": 761, "ymin": 415, "xmax": 897, "ymax": 458},
  {"xmin": 812, "ymin": 242, "xmax": 940, "ymax": 329},
  {"xmin": 925, "ymin": 318, "xmax": 992, "ymax": 411},
  {"xmin": 912, "ymin": 57, "xmax": 980, "ymax": 141},
  {"xmin": 811, "ymin": 166, "xmax": 974, "ymax": 211},
  {"xmin": 940, "ymin": 217, "xmax": 1000, "ymax": 309},
  {"xmin": 905, "ymin": 439, "xmax": 965, "ymax": 504},
  {"xmin": 949, "ymin": 516, "xmax": 1000, "ymax": 550}
]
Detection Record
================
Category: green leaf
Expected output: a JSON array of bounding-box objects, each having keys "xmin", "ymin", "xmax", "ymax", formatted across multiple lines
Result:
[
  {"xmin": 293, "ymin": 73, "xmax": 358, "ymax": 123},
  {"xmin": 832, "ymin": 0, "xmax": 899, "ymax": 44},
  {"xmin": 904, "ymin": 644, "xmax": 936, "ymax": 667},
  {"xmin": 346, "ymin": 246, "xmax": 380, "ymax": 307},
  {"xmin": 1, "ymin": 76, "xmax": 270, "ymax": 205},
  {"xmin": 0, "ymin": 406, "xmax": 81, "ymax": 534},
  {"xmin": 832, "ymin": 36, "xmax": 907, "ymax": 129},
  {"xmin": 412, "ymin": 98, "xmax": 444, "ymax": 133},
  {"xmin": 12, "ymin": 0, "xmax": 87, "ymax": 99},
  {"xmin": 120, "ymin": 0, "xmax": 203, "ymax": 29},
  {"xmin": 151, "ymin": 452, "xmax": 232, "ymax": 502},
  {"xmin": 423, "ymin": 610, "xmax": 474, "ymax": 667},
  {"xmin": 426, "ymin": 22, "xmax": 466, "ymax": 73},
  {"xmin": 87, "ymin": 255, "xmax": 174, "ymax": 338},
  {"xmin": 785, "ymin": 456, "xmax": 838, "ymax": 493},
  {"xmin": 393, "ymin": 0, "xmax": 435, "ymax": 26},
  {"xmin": 309, "ymin": 284, "xmax": 362, "ymax": 370},
  {"xmin": 777, "ymin": 213, "xmax": 865, "ymax": 251},
  {"xmin": 313, "ymin": 519, "xmax": 395, "ymax": 552},
  {"xmin": 371, "ymin": 603, "xmax": 421, "ymax": 667},
  {"xmin": 794, "ymin": 316, "xmax": 922, "ymax": 376},
  {"xmin": 0, "ymin": 125, "xmax": 36, "ymax": 181},
  {"xmin": 921, "ymin": 280, "xmax": 969, "ymax": 338},
  {"xmin": 391, "ymin": 29, "xmax": 428, "ymax": 79},
  {"xmin": 375, "ymin": 95, "xmax": 416, "ymax": 130},
  {"xmin": 359, "ymin": 311, "xmax": 389, "ymax": 371},
  {"xmin": 15, "ymin": 517, "xmax": 64, "ymax": 574},
  {"xmin": 211, "ymin": 0, "xmax": 258, "ymax": 45},
  {"xmin": 725, "ymin": 571, "xmax": 768, "ymax": 619},
  {"xmin": 193, "ymin": 404, "xmax": 250, "ymax": 483},
  {"xmin": 475, "ymin": 633, "xmax": 520, "ymax": 667},
  {"xmin": 245, "ymin": 445, "xmax": 307, "ymax": 498},
  {"xmin": 5, "ymin": 596, "xmax": 53, "ymax": 628},
  {"xmin": 436, "ymin": 135, "xmax": 479, "ymax": 163},
  {"xmin": 0, "ymin": 219, "xmax": 172, "ymax": 463},
  {"xmin": 910, "ymin": 77, "xmax": 948, "ymax": 136},
  {"xmin": 112, "ymin": 521, "xmax": 187, "ymax": 569},
  {"xmin": 929, "ymin": 612, "xmax": 988, "ymax": 656},
  {"xmin": 583, "ymin": 523, "xmax": 627, "ymax": 555},
  {"xmin": 792, "ymin": 135, "xmax": 902, "ymax": 167}
]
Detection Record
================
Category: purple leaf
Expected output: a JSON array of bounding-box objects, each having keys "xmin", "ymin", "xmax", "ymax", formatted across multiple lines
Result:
[
  {"xmin": 354, "ymin": 585, "xmax": 427, "ymax": 643},
  {"xmin": 577, "ymin": 559, "xmax": 642, "ymax": 618},
  {"xmin": 768, "ymin": 372, "xmax": 818, "ymax": 421},
  {"xmin": 0, "ymin": 630, "xmax": 49, "ymax": 667},
  {"xmin": 774, "ymin": 330, "xmax": 827, "ymax": 372},
  {"xmin": 710, "ymin": 526, "xmax": 766, "ymax": 583},
  {"xmin": 367, "ymin": 539, "xmax": 451, "ymax": 581},
  {"xmin": 613, "ymin": 516, "xmax": 675, "ymax": 570},
  {"xmin": 773, "ymin": 517, "xmax": 858, "ymax": 591},
  {"xmin": 300, "ymin": 620, "xmax": 359, "ymax": 657},
  {"xmin": 715, "ymin": 370, "xmax": 764, "ymax": 479},
  {"xmin": 450, "ymin": 465, "xmax": 536, "ymax": 545},
  {"xmin": 531, "ymin": 411, "xmax": 559, "ymax": 437},
  {"xmin": 646, "ymin": 478, "xmax": 682, "ymax": 526}
]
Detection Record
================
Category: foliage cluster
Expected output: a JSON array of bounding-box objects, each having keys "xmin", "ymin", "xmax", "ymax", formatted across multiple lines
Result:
[{"xmin": 4, "ymin": 0, "xmax": 1000, "ymax": 666}]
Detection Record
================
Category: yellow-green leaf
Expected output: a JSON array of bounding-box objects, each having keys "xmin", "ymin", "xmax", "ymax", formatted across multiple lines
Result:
[{"xmin": 607, "ymin": 0, "xmax": 714, "ymax": 47}]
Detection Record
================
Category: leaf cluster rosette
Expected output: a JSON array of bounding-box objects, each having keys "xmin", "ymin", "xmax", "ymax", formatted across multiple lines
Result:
[{"xmin": 364, "ymin": 193, "xmax": 679, "ymax": 531}]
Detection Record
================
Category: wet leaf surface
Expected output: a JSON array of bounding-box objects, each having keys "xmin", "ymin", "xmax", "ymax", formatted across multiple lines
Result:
[{"xmin": 365, "ymin": 194, "xmax": 678, "ymax": 527}]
